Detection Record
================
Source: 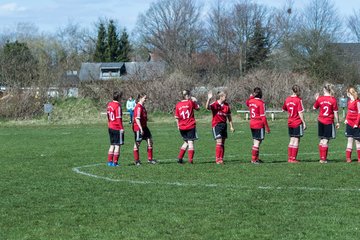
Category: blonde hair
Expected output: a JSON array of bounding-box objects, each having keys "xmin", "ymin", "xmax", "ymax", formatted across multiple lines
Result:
[
  {"xmin": 216, "ymin": 91, "xmax": 227, "ymax": 100},
  {"xmin": 324, "ymin": 83, "xmax": 335, "ymax": 96},
  {"xmin": 347, "ymin": 86, "xmax": 358, "ymax": 100}
]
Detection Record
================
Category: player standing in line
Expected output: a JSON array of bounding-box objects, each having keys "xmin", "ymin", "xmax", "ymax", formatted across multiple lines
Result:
[
  {"xmin": 206, "ymin": 90, "xmax": 235, "ymax": 164},
  {"xmin": 313, "ymin": 83, "xmax": 340, "ymax": 163},
  {"xmin": 282, "ymin": 85, "xmax": 307, "ymax": 163},
  {"xmin": 246, "ymin": 87, "xmax": 270, "ymax": 164},
  {"xmin": 106, "ymin": 91, "xmax": 124, "ymax": 167},
  {"xmin": 344, "ymin": 86, "xmax": 360, "ymax": 163},
  {"xmin": 175, "ymin": 90, "xmax": 200, "ymax": 164},
  {"xmin": 132, "ymin": 93, "xmax": 157, "ymax": 166}
]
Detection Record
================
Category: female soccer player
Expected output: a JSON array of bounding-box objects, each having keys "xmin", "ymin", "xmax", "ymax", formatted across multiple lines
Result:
[
  {"xmin": 132, "ymin": 93, "xmax": 157, "ymax": 166},
  {"xmin": 106, "ymin": 91, "xmax": 124, "ymax": 167},
  {"xmin": 344, "ymin": 86, "xmax": 360, "ymax": 162},
  {"xmin": 175, "ymin": 90, "xmax": 200, "ymax": 164},
  {"xmin": 313, "ymin": 83, "xmax": 340, "ymax": 163},
  {"xmin": 282, "ymin": 85, "xmax": 306, "ymax": 163},
  {"xmin": 206, "ymin": 90, "xmax": 235, "ymax": 164},
  {"xmin": 246, "ymin": 87, "xmax": 270, "ymax": 164}
]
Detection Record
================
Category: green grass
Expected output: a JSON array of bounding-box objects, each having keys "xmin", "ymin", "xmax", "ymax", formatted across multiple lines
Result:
[{"xmin": 1, "ymin": 119, "xmax": 360, "ymax": 240}]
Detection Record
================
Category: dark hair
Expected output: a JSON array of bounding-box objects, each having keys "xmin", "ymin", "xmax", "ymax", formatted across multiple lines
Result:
[
  {"xmin": 182, "ymin": 90, "xmax": 190, "ymax": 99},
  {"xmin": 136, "ymin": 92, "xmax": 147, "ymax": 102},
  {"xmin": 292, "ymin": 85, "xmax": 301, "ymax": 97},
  {"xmin": 253, "ymin": 87, "xmax": 262, "ymax": 99},
  {"xmin": 113, "ymin": 91, "xmax": 123, "ymax": 101}
]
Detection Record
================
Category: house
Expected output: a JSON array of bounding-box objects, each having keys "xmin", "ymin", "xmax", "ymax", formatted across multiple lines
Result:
[{"xmin": 79, "ymin": 61, "xmax": 165, "ymax": 81}]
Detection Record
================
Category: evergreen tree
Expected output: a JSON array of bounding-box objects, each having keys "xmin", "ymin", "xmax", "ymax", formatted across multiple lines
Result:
[
  {"xmin": 1, "ymin": 41, "xmax": 38, "ymax": 87},
  {"xmin": 106, "ymin": 20, "xmax": 119, "ymax": 62},
  {"xmin": 117, "ymin": 28, "xmax": 131, "ymax": 62},
  {"xmin": 93, "ymin": 23, "xmax": 107, "ymax": 62},
  {"xmin": 246, "ymin": 21, "xmax": 270, "ymax": 71}
]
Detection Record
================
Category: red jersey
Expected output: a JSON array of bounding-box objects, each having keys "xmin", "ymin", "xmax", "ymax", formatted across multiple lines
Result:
[
  {"xmin": 175, "ymin": 99, "xmax": 199, "ymax": 130},
  {"xmin": 346, "ymin": 99, "xmax": 360, "ymax": 127},
  {"xmin": 107, "ymin": 101, "xmax": 123, "ymax": 130},
  {"xmin": 209, "ymin": 100, "xmax": 231, "ymax": 127},
  {"xmin": 133, "ymin": 103, "xmax": 147, "ymax": 131},
  {"xmin": 282, "ymin": 96, "xmax": 304, "ymax": 128},
  {"xmin": 246, "ymin": 97, "xmax": 269, "ymax": 130},
  {"xmin": 313, "ymin": 96, "xmax": 338, "ymax": 124}
]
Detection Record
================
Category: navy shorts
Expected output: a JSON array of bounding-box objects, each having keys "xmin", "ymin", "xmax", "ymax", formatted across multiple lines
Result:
[
  {"xmin": 251, "ymin": 128, "xmax": 265, "ymax": 140},
  {"xmin": 109, "ymin": 128, "xmax": 124, "ymax": 145},
  {"xmin": 288, "ymin": 124, "xmax": 304, "ymax": 137},
  {"xmin": 212, "ymin": 123, "xmax": 227, "ymax": 139},
  {"xmin": 180, "ymin": 128, "xmax": 198, "ymax": 141},
  {"xmin": 345, "ymin": 124, "xmax": 360, "ymax": 140},
  {"xmin": 318, "ymin": 121, "xmax": 335, "ymax": 139},
  {"xmin": 134, "ymin": 126, "xmax": 152, "ymax": 142}
]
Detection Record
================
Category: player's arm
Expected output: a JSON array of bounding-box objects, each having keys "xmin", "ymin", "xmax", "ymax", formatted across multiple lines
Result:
[
  {"xmin": 355, "ymin": 101, "xmax": 360, "ymax": 128},
  {"xmin": 206, "ymin": 91, "xmax": 213, "ymax": 110},
  {"xmin": 134, "ymin": 107, "xmax": 143, "ymax": 133},
  {"xmin": 191, "ymin": 96, "xmax": 200, "ymax": 110},
  {"xmin": 299, "ymin": 111, "xmax": 306, "ymax": 130},
  {"xmin": 246, "ymin": 94, "xmax": 254, "ymax": 107},
  {"xmin": 227, "ymin": 114, "xmax": 235, "ymax": 133},
  {"xmin": 260, "ymin": 103, "xmax": 270, "ymax": 133},
  {"xmin": 334, "ymin": 111, "xmax": 340, "ymax": 129}
]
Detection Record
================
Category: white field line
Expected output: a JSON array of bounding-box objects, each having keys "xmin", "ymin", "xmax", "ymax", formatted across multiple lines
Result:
[{"xmin": 72, "ymin": 161, "xmax": 360, "ymax": 192}]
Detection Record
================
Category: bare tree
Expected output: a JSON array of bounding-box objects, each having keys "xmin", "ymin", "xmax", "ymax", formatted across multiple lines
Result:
[
  {"xmin": 230, "ymin": 0, "xmax": 271, "ymax": 75},
  {"xmin": 206, "ymin": 0, "xmax": 235, "ymax": 76},
  {"xmin": 135, "ymin": 0, "xmax": 204, "ymax": 71},
  {"xmin": 286, "ymin": 0, "xmax": 343, "ymax": 80},
  {"xmin": 348, "ymin": 9, "xmax": 360, "ymax": 42}
]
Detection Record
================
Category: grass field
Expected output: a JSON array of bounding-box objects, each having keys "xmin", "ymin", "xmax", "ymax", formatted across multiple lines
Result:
[{"xmin": 1, "ymin": 118, "xmax": 360, "ymax": 240}]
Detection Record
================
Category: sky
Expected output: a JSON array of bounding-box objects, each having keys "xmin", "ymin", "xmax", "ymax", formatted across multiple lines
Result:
[{"xmin": 0, "ymin": 0, "xmax": 359, "ymax": 34}]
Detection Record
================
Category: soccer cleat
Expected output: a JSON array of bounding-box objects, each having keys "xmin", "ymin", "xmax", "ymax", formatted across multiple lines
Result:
[
  {"xmin": 188, "ymin": 160, "xmax": 193, "ymax": 164},
  {"xmin": 135, "ymin": 161, "xmax": 141, "ymax": 166},
  {"xmin": 177, "ymin": 159, "xmax": 184, "ymax": 164},
  {"xmin": 288, "ymin": 159, "xmax": 300, "ymax": 163},
  {"xmin": 346, "ymin": 159, "xmax": 352, "ymax": 163},
  {"xmin": 251, "ymin": 159, "xmax": 263, "ymax": 164},
  {"xmin": 216, "ymin": 160, "xmax": 224, "ymax": 165},
  {"xmin": 319, "ymin": 160, "xmax": 328, "ymax": 164},
  {"xmin": 148, "ymin": 159, "xmax": 157, "ymax": 164},
  {"xmin": 113, "ymin": 162, "xmax": 119, "ymax": 167},
  {"xmin": 107, "ymin": 162, "xmax": 114, "ymax": 167}
]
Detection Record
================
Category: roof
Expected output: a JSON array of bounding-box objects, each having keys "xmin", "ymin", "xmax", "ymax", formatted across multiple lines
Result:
[{"xmin": 79, "ymin": 61, "xmax": 166, "ymax": 81}]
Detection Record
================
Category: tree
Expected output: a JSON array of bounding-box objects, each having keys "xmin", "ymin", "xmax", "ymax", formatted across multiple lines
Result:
[
  {"xmin": 135, "ymin": 0, "xmax": 203, "ymax": 70},
  {"xmin": 118, "ymin": 28, "xmax": 131, "ymax": 62},
  {"xmin": 286, "ymin": 0, "xmax": 343, "ymax": 80},
  {"xmin": 206, "ymin": 0, "xmax": 235, "ymax": 76},
  {"xmin": 347, "ymin": 9, "xmax": 360, "ymax": 42},
  {"xmin": 106, "ymin": 20, "xmax": 119, "ymax": 62},
  {"xmin": 231, "ymin": 0, "xmax": 271, "ymax": 75},
  {"xmin": 94, "ymin": 23, "xmax": 107, "ymax": 62},
  {"xmin": 0, "ymin": 41, "xmax": 38, "ymax": 87},
  {"xmin": 246, "ymin": 21, "xmax": 270, "ymax": 70}
]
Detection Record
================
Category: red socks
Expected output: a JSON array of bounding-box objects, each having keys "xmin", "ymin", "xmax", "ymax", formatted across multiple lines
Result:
[
  {"xmin": 147, "ymin": 146, "xmax": 153, "ymax": 160},
  {"xmin": 178, "ymin": 148, "xmax": 186, "ymax": 160},
  {"xmin": 252, "ymin": 146, "xmax": 259, "ymax": 161},
  {"xmin": 216, "ymin": 144, "xmax": 224, "ymax": 162},
  {"xmin": 108, "ymin": 151, "xmax": 114, "ymax": 162},
  {"xmin": 133, "ymin": 148, "xmax": 139, "ymax": 161},
  {"xmin": 188, "ymin": 149, "xmax": 194, "ymax": 163},
  {"xmin": 346, "ymin": 148, "xmax": 352, "ymax": 162},
  {"xmin": 319, "ymin": 144, "xmax": 328, "ymax": 161}
]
